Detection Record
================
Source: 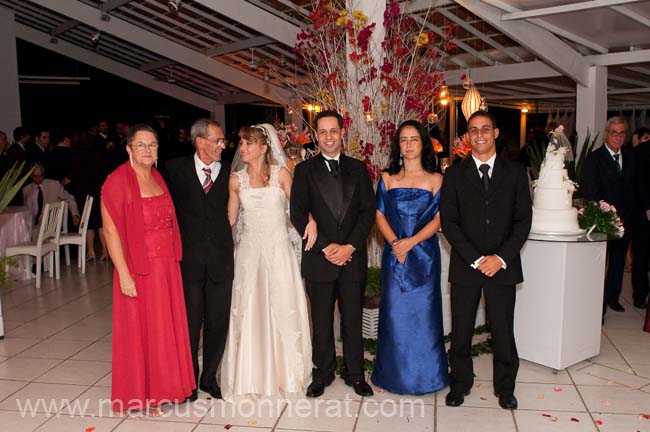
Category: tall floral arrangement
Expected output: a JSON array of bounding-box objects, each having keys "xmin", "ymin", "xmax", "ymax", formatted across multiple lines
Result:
[{"xmin": 293, "ymin": 0, "xmax": 454, "ymax": 181}]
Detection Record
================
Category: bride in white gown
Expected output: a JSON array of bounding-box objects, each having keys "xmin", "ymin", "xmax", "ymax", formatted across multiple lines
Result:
[{"xmin": 220, "ymin": 123, "xmax": 313, "ymax": 401}]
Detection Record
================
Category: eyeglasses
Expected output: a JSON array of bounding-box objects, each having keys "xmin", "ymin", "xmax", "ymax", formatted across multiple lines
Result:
[
  {"xmin": 607, "ymin": 130, "xmax": 626, "ymax": 138},
  {"xmin": 130, "ymin": 142, "xmax": 159, "ymax": 151},
  {"xmin": 203, "ymin": 136, "xmax": 226, "ymax": 145}
]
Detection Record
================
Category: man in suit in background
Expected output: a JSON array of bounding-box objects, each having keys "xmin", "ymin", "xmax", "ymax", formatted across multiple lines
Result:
[
  {"xmin": 7, "ymin": 126, "xmax": 30, "ymax": 170},
  {"xmin": 165, "ymin": 119, "xmax": 234, "ymax": 402},
  {"xmin": 291, "ymin": 110, "xmax": 376, "ymax": 398},
  {"xmin": 27, "ymin": 128, "xmax": 51, "ymax": 166},
  {"xmin": 22, "ymin": 163, "xmax": 80, "ymax": 231},
  {"xmin": 582, "ymin": 116, "xmax": 636, "ymax": 313},
  {"xmin": 441, "ymin": 110, "xmax": 532, "ymax": 410}
]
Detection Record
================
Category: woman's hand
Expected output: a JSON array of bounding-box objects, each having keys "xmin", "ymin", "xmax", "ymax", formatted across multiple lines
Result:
[
  {"xmin": 119, "ymin": 271, "xmax": 137, "ymax": 297},
  {"xmin": 303, "ymin": 216, "xmax": 318, "ymax": 251},
  {"xmin": 392, "ymin": 237, "xmax": 416, "ymax": 264}
]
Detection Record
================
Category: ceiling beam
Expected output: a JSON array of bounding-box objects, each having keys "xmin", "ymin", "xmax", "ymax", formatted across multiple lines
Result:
[
  {"xmin": 16, "ymin": 23, "xmax": 215, "ymax": 111},
  {"xmin": 610, "ymin": 5, "xmax": 650, "ymax": 29},
  {"xmin": 30, "ymin": 0, "xmax": 292, "ymax": 104},
  {"xmin": 482, "ymin": 0, "xmax": 608, "ymax": 54},
  {"xmin": 502, "ymin": 0, "xmax": 644, "ymax": 21},
  {"xmin": 50, "ymin": 0, "xmax": 132, "ymax": 36},
  {"xmin": 454, "ymin": 0, "xmax": 590, "ymax": 85},
  {"xmin": 588, "ymin": 49, "xmax": 650, "ymax": 66},
  {"xmin": 139, "ymin": 36, "xmax": 273, "ymax": 72},
  {"xmin": 437, "ymin": 8, "xmax": 524, "ymax": 63},
  {"xmin": 444, "ymin": 60, "xmax": 562, "ymax": 85},
  {"xmin": 191, "ymin": 0, "xmax": 299, "ymax": 47},
  {"xmin": 401, "ymin": 0, "xmax": 453, "ymax": 13}
]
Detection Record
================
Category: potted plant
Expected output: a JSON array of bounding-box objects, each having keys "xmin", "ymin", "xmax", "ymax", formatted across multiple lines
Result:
[{"xmin": 362, "ymin": 266, "xmax": 381, "ymax": 339}]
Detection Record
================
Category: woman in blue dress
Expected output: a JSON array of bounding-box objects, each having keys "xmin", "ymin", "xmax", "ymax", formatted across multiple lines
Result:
[{"xmin": 371, "ymin": 120, "xmax": 449, "ymax": 395}]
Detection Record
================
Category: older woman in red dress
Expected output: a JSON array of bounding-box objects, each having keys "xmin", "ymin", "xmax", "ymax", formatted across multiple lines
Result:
[{"xmin": 102, "ymin": 124, "xmax": 195, "ymax": 414}]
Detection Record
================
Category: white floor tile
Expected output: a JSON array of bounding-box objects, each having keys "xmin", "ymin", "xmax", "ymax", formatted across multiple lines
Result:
[
  {"xmin": 70, "ymin": 341, "xmax": 112, "ymax": 362},
  {"xmin": 513, "ymin": 410, "xmax": 598, "ymax": 431},
  {"xmin": 275, "ymin": 399, "xmax": 359, "ymax": 432},
  {"xmin": 631, "ymin": 363, "xmax": 650, "ymax": 379},
  {"xmin": 34, "ymin": 359, "xmax": 112, "ymax": 385},
  {"xmin": 593, "ymin": 413, "xmax": 650, "ymax": 432},
  {"xmin": 436, "ymin": 406, "xmax": 516, "ymax": 432},
  {"xmin": 356, "ymin": 402, "xmax": 433, "ymax": 432},
  {"xmin": 577, "ymin": 363, "xmax": 650, "ymax": 388},
  {"xmin": 0, "ymin": 379, "xmax": 29, "ymax": 401},
  {"xmin": 113, "ymin": 418, "xmax": 196, "ymax": 431},
  {"xmin": 0, "ymin": 409, "xmax": 50, "ymax": 431},
  {"xmin": 197, "ymin": 426, "xmax": 271, "ymax": 432},
  {"xmin": 0, "ymin": 338, "xmax": 41, "ymax": 356},
  {"xmin": 578, "ymin": 384, "xmax": 650, "ymax": 414},
  {"xmin": 0, "ymin": 357, "xmax": 62, "ymax": 381},
  {"xmin": 33, "ymin": 415, "xmax": 123, "ymax": 431},
  {"xmin": 0, "ymin": 382, "xmax": 88, "ymax": 413},
  {"xmin": 201, "ymin": 399, "xmax": 286, "ymax": 428},
  {"xmin": 16, "ymin": 339, "xmax": 92, "ymax": 360}
]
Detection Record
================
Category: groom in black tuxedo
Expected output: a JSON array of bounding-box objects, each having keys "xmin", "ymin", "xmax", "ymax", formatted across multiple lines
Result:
[
  {"xmin": 165, "ymin": 119, "xmax": 234, "ymax": 401},
  {"xmin": 291, "ymin": 110, "xmax": 376, "ymax": 397},
  {"xmin": 441, "ymin": 111, "xmax": 532, "ymax": 410}
]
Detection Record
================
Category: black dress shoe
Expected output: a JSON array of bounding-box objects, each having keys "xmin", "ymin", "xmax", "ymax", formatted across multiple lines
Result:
[
  {"xmin": 608, "ymin": 302, "xmax": 625, "ymax": 312},
  {"xmin": 445, "ymin": 390, "xmax": 469, "ymax": 407},
  {"xmin": 306, "ymin": 381, "xmax": 327, "ymax": 398},
  {"xmin": 199, "ymin": 384, "xmax": 222, "ymax": 399},
  {"xmin": 634, "ymin": 299, "xmax": 648, "ymax": 309},
  {"xmin": 348, "ymin": 380, "xmax": 373, "ymax": 397},
  {"xmin": 497, "ymin": 394, "xmax": 518, "ymax": 410}
]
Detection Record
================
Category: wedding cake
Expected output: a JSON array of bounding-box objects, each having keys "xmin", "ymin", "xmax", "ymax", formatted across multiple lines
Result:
[{"xmin": 530, "ymin": 145, "xmax": 581, "ymax": 234}]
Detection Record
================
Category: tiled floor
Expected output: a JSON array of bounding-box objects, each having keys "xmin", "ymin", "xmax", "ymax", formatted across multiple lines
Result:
[{"xmin": 1, "ymin": 263, "xmax": 649, "ymax": 431}]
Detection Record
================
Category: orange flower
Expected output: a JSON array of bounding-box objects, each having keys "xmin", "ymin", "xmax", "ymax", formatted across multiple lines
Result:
[{"xmin": 430, "ymin": 137, "xmax": 443, "ymax": 153}]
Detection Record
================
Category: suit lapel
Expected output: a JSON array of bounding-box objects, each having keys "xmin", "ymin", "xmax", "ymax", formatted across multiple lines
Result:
[
  {"xmin": 488, "ymin": 157, "xmax": 506, "ymax": 196},
  {"xmin": 463, "ymin": 158, "xmax": 485, "ymax": 194},
  {"xmin": 338, "ymin": 155, "xmax": 355, "ymax": 220},
  {"xmin": 313, "ymin": 154, "xmax": 344, "ymax": 222}
]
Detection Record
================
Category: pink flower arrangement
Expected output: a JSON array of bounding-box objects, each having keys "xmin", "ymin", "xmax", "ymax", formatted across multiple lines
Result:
[{"xmin": 578, "ymin": 200, "xmax": 624, "ymax": 236}]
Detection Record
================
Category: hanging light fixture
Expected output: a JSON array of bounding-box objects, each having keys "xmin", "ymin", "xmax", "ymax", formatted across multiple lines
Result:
[
  {"xmin": 438, "ymin": 85, "xmax": 449, "ymax": 106},
  {"xmin": 461, "ymin": 75, "xmax": 483, "ymax": 120}
]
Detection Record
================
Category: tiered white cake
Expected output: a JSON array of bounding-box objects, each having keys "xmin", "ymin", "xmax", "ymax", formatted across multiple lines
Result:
[{"xmin": 531, "ymin": 146, "xmax": 581, "ymax": 234}]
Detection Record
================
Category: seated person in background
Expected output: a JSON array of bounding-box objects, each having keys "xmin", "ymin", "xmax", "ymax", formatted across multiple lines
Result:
[{"xmin": 22, "ymin": 163, "xmax": 80, "ymax": 236}]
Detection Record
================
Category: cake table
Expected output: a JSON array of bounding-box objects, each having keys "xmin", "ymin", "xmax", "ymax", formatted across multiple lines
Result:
[{"xmin": 514, "ymin": 232, "xmax": 609, "ymax": 371}]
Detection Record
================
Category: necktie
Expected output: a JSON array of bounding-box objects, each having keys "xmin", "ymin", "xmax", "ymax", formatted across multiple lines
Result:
[
  {"xmin": 35, "ymin": 185, "xmax": 43, "ymax": 224},
  {"xmin": 202, "ymin": 167, "xmax": 213, "ymax": 193},
  {"xmin": 613, "ymin": 153, "xmax": 622, "ymax": 174},
  {"xmin": 479, "ymin": 164, "xmax": 490, "ymax": 192},
  {"xmin": 326, "ymin": 158, "xmax": 339, "ymax": 177}
]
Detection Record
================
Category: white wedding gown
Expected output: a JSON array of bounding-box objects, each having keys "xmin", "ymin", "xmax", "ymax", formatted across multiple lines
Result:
[{"xmin": 220, "ymin": 165, "xmax": 312, "ymax": 401}]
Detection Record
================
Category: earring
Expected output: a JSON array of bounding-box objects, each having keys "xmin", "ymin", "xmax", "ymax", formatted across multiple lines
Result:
[{"xmin": 399, "ymin": 154, "xmax": 403, "ymax": 165}]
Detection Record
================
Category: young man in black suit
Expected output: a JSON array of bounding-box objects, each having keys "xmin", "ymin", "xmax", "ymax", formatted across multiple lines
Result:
[
  {"xmin": 582, "ymin": 116, "xmax": 636, "ymax": 313},
  {"xmin": 441, "ymin": 110, "xmax": 532, "ymax": 410},
  {"xmin": 290, "ymin": 110, "xmax": 376, "ymax": 397},
  {"xmin": 165, "ymin": 119, "xmax": 234, "ymax": 401}
]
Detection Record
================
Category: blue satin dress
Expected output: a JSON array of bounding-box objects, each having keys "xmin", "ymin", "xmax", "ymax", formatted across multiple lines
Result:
[{"xmin": 371, "ymin": 178, "xmax": 449, "ymax": 395}]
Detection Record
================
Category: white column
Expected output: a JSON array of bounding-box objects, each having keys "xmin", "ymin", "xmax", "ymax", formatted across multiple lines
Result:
[
  {"xmin": 210, "ymin": 103, "xmax": 226, "ymax": 129},
  {"xmin": 576, "ymin": 66, "xmax": 607, "ymax": 152},
  {"xmin": 0, "ymin": 7, "xmax": 21, "ymax": 137}
]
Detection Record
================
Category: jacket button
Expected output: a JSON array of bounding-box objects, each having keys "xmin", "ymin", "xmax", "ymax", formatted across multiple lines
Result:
[
  {"xmin": 486, "ymin": 219, "xmax": 490, "ymax": 225},
  {"xmin": 485, "ymin": 200, "xmax": 489, "ymax": 205}
]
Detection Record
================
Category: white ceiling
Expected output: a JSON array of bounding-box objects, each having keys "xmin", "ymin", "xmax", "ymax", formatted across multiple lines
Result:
[{"xmin": 3, "ymin": 0, "xmax": 650, "ymax": 112}]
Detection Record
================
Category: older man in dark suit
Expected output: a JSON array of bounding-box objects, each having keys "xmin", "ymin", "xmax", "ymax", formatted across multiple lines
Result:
[
  {"xmin": 582, "ymin": 116, "xmax": 636, "ymax": 314},
  {"xmin": 165, "ymin": 119, "xmax": 234, "ymax": 402},
  {"xmin": 441, "ymin": 110, "xmax": 532, "ymax": 410}
]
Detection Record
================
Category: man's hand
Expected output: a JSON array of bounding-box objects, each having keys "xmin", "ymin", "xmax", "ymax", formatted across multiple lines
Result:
[
  {"xmin": 646, "ymin": 209, "xmax": 650, "ymax": 222},
  {"xmin": 477, "ymin": 255, "xmax": 502, "ymax": 277},
  {"xmin": 323, "ymin": 243, "xmax": 354, "ymax": 266},
  {"xmin": 72, "ymin": 215, "xmax": 81, "ymax": 226}
]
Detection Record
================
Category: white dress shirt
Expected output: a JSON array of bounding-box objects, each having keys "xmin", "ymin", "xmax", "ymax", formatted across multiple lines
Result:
[
  {"xmin": 322, "ymin": 153, "xmax": 341, "ymax": 172},
  {"xmin": 194, "ymin": 153, "xmax": 221, "ymax": 184},
  {"xmin": 604, "ymin": 144, "xmax": 623, "ymax": 170}
]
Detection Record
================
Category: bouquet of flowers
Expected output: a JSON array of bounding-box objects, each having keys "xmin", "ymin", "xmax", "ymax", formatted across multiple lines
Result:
[
  {"xmin": 452, "ymin": 133, "xmax": 471, "ymax": 159},
  {"xmin": 273, "ymin": 120, "xmax": 311, "ymax": 150},
  {"xmin": 578, "ymin": 200, "xmax": 624, "ymax": 236}
]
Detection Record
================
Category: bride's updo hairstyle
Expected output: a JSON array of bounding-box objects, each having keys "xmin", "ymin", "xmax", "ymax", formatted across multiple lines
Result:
[{"xmin": 240, "ymin": 125, "xmax": 277, "ymax": 186}]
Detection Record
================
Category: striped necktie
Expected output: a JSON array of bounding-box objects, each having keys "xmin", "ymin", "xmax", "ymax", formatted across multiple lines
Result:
[
  {"xmin": 202, "ymin": 167, "xmax": 213, "ymax": 193},
  {"xmin": 613, "ymin": 153, "xmax": 622, "ymax": 174}
]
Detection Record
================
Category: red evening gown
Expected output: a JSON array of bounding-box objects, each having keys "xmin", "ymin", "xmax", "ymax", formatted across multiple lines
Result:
[
  {"xmin": 111, "ymin": 192, "xmax": 195, "ymax": 411},
  {"xmin": 644, "ymin": 304, "xmax": 650, "ymax": 333}
]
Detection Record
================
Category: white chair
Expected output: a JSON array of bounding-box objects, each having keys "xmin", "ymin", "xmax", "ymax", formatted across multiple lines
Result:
[
  {"xmin": 6, "ymin": 202, "xmax": 65, "ymax": 288},
  {"xmin": 55, "ymin": 195, "xmax": 93, "ymax": 275}
]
